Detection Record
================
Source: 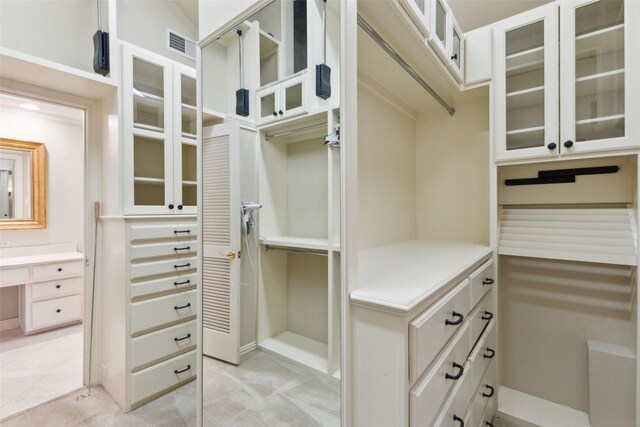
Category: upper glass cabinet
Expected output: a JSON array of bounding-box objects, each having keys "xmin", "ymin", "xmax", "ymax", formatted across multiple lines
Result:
[
  {"xmin": 429, "ymin": 0, "xmax": 451, "ymax": 62},
  {"xmin": 399, "ymin": 0, "xmax": 430, "ymax": 36}
]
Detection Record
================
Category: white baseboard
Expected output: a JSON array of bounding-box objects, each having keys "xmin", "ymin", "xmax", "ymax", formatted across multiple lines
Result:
[
  {"xmin": 0, "ymin": 317, "xmax": 20, "ymax": 332},
  {"xmin": 240, "ymin": 341, "xmax": 257, "ymax": 356}
]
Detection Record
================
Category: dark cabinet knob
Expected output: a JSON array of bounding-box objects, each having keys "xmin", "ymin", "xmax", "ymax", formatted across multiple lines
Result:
[
  {"xmin": 445, "ymin": 362, "xmax": 465, "ymax": 380},
  {"xmin": 278, "ymin": 110, "xmax": 283, "ymax": 115},
  {"xmin": 168, "ymin": 204, "xmax": 175, "ymax": 209},
  {"xmin": 57, "ymin": 268, "xmax": 62, "ymax": 272},
  {"xmin": 56, "ymin": 284, "xmax": 61, "ymax": 289},
  {"xmin": 56, "ymin": 309, "xmax": 61, "ymax": 313},
  {"xmin": 272, "ymin": 111, "xmax": 277, "ymax": 117},
  {"xmin": 445, "ymin": 311, "xmax": 464, "ymax": 326},
  {"xmin": 177, "ymin": 205, "xmax": 183, "ymax": 210},
  {"xmin": 564, "ymin": 140, "xmax": 574, "ymax": 148},
  {"xmin": 451, "ymin": 53, "xmax": 458, "ymax": 61},
  {"xmin": 547, "ymin": 142, "xmax": 557, "ymax": 150}
]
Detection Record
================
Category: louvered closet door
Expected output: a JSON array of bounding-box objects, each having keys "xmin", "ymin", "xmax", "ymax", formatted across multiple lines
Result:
[{"xmin": 202, "ymin": 123, "xmax": 241, "ymax": 364}]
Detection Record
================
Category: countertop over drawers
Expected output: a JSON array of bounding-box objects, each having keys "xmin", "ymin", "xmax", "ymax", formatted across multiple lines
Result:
[{"xmin": 351, "ymin": 239, "xmax": 492, "ymax": 313}]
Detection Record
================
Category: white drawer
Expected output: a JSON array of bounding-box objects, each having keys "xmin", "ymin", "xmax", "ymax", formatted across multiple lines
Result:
[
  {"xmin": 469, "ymin": 321, "xmax": 496, "ymax": 397},
  {"xmin": 31, "ymin": 294, "xmax": 82, "ymax": 330},
  {"xmin": 410, "ymin": 279, "xmax": 470, "ymax": 381},
  {"xmin": 32, "ymin": 260, "xmax": 83, "ymax": 282},
  {"xmin": 131, "ymin": 320, "xmax": 197, "ymax": 371},
  {"xmin": 131, "ymin": 350, "xmax": 196, "ymax": 406},
  {"xmin": 0, "ymin": 266, "xmax": 28, "ymax": 286},
  {"xmin": 410, "ymin": 322, "xmax": 471, "ymax": 427},
  {"xmin": 470, "ymin": 357, "xmax": 497, "ymax": 427},
  {"xmin": 478, "ymin": 403, "xmax": 496, "ymax": 427},
  {"xmin": 130, "ymin": 224, "xmax": 197, "ymax": 241},
  {"xmin": 130, "ymin": 256, "xmax": 197, "ymax": 280},
  {"xmin": 31, "ymin": 277, "xmax": 82, "ymax": 300},
  {"xmin": 131, "ymin": 290, "xmax": 197, "ymax": 336},
  {"xmin": 469, "ymin": 259, "xmax": 495, "ymax": 310},
  {"xmin": 131, "ymin": 273, "xmax": 197, "ymax": 300},
  {"xmin": 130, "ymin": 240, "xmax": 197, "ymax": 260},
  {"xmin": 469, "ymin": 290, "xmax": 496, "ymax": 353},
  {"xmin": 434, "ymin": 371, "xmax": 472, "ymax": 427}
]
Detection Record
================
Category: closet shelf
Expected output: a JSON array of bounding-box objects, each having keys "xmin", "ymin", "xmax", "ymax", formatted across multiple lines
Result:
[
  {"xmin": 134, "ymin": 177, "xmax": 165, "ymax": 185},
  {"xmin": 506, "ymin": 86, "xmax": 544, "ymax": 109},
  {"xmin": 576, "ymin": 69, "xmax": 624, "ymax": 98},
  {"xmin": 506, "ymin": 46, "xmax": 544, "ymax": 76},
  {"xmin": 182, "ymin": 180, "xmax": 197, "ymax": 186},
  {"xmin": 498, "ymin": 387, "xmax": 590, "ymax": 427},
  {"xmin": 499, "ymin": 207, "xmax": 637, "ymax": 266},
  {"xmin": 259, "ymin": 331, "xmax": 328, "ymax": 373},
  {"xmin": 576, "ymin": 24, "xmax": 624, "ymax": 60},
  {"xmin": 576, "ymin": 114, "xmax": 625, "ymax": 126},
  {"xmin": 259, "ymin": 236, "xmax": 334, "ymax": 251}
]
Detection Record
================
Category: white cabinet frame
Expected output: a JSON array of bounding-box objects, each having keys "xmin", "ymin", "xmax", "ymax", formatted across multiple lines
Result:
[
  {"xmin": 428, "ymin": 0, "xmax": 451, "ymax": 64},
  {"xmin": 399, "ymin": 0, "xmax": 431, "ymax": 37}
]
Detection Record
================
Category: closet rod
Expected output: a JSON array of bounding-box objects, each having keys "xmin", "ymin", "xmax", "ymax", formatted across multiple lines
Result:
[
  {"xmin": 264, "ymin": 245, "xmax": 328, "ymax": 257},
  {"xmin": 357, "ymin": 14, "xmax": 456, "ymax": 117},
  {"xmin": 265, "ymin": 122, "xmax": 327, "ymax": 141}
]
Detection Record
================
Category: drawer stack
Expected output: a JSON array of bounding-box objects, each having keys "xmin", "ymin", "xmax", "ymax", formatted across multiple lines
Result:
[
  {"xmin": 409, "ymin": 258, "xmax": 496, "ymax": 427},
  {"xmin": 127, "ymin": 221, "xmax": 198, "ymax": 409},
  {"xmin": 20, "ymin": 259, "xmax": 84, "ymax": 334}
]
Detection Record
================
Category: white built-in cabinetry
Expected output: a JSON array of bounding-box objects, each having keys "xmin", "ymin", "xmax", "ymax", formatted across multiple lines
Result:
[
  {"xmin": 100, "ymin": 217, "xmax": 198, "ymax": 411},
  {"xmin": 494, "ymin": 0, "xmax": 640, "ymax": 162},
  {"xmin": 256, "ymin": 71, "xmax": 308, "ymax": 125},
  {"xmin": 123, "ymin": 44, "xmax": 198, "ymax": 215}
]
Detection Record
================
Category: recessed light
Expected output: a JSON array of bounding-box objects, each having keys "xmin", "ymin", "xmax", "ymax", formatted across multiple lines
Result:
[{"xmin": 19, "ymin": 102, "xmax": 40, "ymax": 111}]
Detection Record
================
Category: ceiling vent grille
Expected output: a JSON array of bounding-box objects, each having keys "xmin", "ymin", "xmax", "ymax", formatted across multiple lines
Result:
[{"xmin": 167, "ymin": 29, "xmax": 196, "ymax": 61}]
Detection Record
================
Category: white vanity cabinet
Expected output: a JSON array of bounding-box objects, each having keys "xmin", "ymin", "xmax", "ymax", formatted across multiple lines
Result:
[
  {"xmin": 100, "ymin": 216, "xmax": 198, "ymax": 411},
  {"xmin": 123, "ymin": 44, "xmax": 197, "ymax": 215},
  {"xmin": 0, "ymin": 244, "xmax": 84, "ymax": 335},
  {"xmin": 256, "ymin": 72, "xmax": 308, "ymax": 125},
  {"xmin": 350, "ymin": 240, "xmax": 495, "ymax": 427},
  {"xmin": 494, "ymin": 0, "xmax": 640, "ymax": 162}
]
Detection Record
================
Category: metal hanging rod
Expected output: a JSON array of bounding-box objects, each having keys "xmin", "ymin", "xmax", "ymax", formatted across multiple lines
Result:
[
  {"xmin": 357, "ymin": 14, "xmax": 456, "ymax": 117},
  {"xmin": 265, "ymin": 245, "xmax": 328, "ymax": 257},
  {"xmin": 265, "ymin": 122, "xmax": 327, "ymax": 141}
]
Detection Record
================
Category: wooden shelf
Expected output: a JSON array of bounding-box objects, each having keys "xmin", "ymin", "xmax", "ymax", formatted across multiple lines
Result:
[
  {"xmin": 576, "ymin": 69, "xmax": 624, "ymax": 98},
  {"xmin": 259, "ymin": 236, "xmax": 331, "ymax": 251},
  {"xmin": 182, "ymin": 180, "xmax": 197, "ymax": 186},
  {"xmin": 203, "ymin": 108, "xmax": 226, "ymax": 126},
  {"xmin": 576, "ymin": 114, "xmax": 625, "ymax": 126},
  {"xmin": 499, "ymin": 207, "xmax": 637, "ymax": 266},
  {"xmin": 506, "ymin": 46, "xmax": 544, "ymax": 76},
  {"xmin": 506, "ymin": 86, "xmax": 544, "ymax": 109},
  {"xmin": 576, "ymin": 24, "xmax": 624, "ymax": 60},
  {"xmin": 133, "ymin": 89, "xmax": 163, "ymax": 102},
  {"xmin": 259, "ymin": 331, "xmax": 328, "ymax": 374},
  {"xmin": 498, "ymin": 387, "xmax": 591, "ymax": 427},
  {"xmin": 133, "ymin": 123, "xmax": 164, "ymax": 134},
  {"xmin": 182, "ymin": 132, "xmax": 197, "ymax": 140},
  {"xmin": 181, "ymin": 103, "xmax": 196, "ymax": 111},
  {"xmin": 134, "ymin": 177, "xmax": 165, "ymax": 185}
]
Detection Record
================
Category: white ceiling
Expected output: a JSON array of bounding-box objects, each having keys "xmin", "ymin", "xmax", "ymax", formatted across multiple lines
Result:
[
  {"xmin": 0, "ymin": 93, "xmax": 84, "ymax": 125},
  {"xmin": 174, "ymin": 0, "xmax": 199, "ymax": 28},
  {"xmin": 448, "ymin": 0, "xmax": 553, "ymax": 32}
]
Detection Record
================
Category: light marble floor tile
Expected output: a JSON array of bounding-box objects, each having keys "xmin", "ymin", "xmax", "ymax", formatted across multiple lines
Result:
[{"xmin": 0, "ymin": 324, "xmax": 84, "ymax": 420}]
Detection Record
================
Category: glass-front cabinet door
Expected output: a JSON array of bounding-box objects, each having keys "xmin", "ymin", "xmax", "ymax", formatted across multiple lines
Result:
[
  {"xmin": 560, "ymin": 0, "xmax": 638, "ymax": 154},
  {"xmin": 494, "ymin": 3, "xmax": 559, "ymax": 161},
  {"xmin": 123, "ymin": 44, "xmax": 174, "ymax": 214},
  {"xmin": 429, "ymin": 0, "xmax": 450, "ymax": 63},
  {"xmin": 399, "ymin": 0, "xmax": 430, "ymax": 37},
  {"xmin": 174, "ymin": 65, "xmax": 198, "ymax": 214}
]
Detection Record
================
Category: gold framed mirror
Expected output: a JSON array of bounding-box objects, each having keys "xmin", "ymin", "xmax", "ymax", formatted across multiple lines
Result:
[{"xmin": 0, "ymin": 138, "xmax": 46, "ymax": 229}]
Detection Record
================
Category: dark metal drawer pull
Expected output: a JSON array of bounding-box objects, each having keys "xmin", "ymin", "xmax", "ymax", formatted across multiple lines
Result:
[
  {"xmin": 174, "ymin": 230, "xmax": 191, "ymax": 234},
  {"xmin": 482, "ymin": 384, "xmax": 495, "ymax": 398},
  {"xmin": 174, "ymin": 280, "xmax": 191, "ymax": 286},
  {"xmin": 174, "ymin": 263, "xmax": 191, "ymax": 269},
  {"xmin": 174, "ymin": 364, "xmax": 191, "ymax": 374},
  {"xmin": 453, "ymin": 415, "xmax": 464, "ymax": 427},
  {"xmin": 445, "ymin": 362, "xmax": 464, "ymax": 380},
  {"xmin": 174, "ymin": 333, "xmax": 192, "ymax": 342},
  {"xmin": 482, "ymin": 278, "xmax": 494, "ymax": 285},
  {"xmin": 174, "ymin": 246, "xmax": 191, "ymax": 252},
  {"xmin": 483, "ymin": 347, "xmax": 495, "ymax": 359},
  {"xmin": 174, "ymin": 303, "xmax": 192, "ymax": 310},
  {"xmin": 482, "ymin": 311, "xmax": 493, "ymax": 321},
  {"xmin": 445, "ymin": 311, "xmax": 464, "ymax": 326},
  {"xmin": 486, "ymin": 422, "xmax": 494, "ymax": 427}
]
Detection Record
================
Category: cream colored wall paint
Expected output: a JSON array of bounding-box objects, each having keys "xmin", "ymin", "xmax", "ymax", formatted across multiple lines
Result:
[
  {"xmin": 0, "ymin": 0, "xmax": 103, "ymax": 74},
  {"xmin": 117, "ymin": 0, "xmax": 197, "ymax": 67},
  {"xmin": 199, "ymin": 0, "xmax": 263, "ymax": 41},
  {"xmin": 499, "ymin": 256, "xmax": 633, "ymax": 413},
  {"xmin": 0, "ymin": 108, "xmax": 84, "ymax": 321},
  {"xmin": 416, "ymin": 99, "xmax": 490, "ymax": 245},
  {"xmin": 357, "ymin": 84, "xmax": 416, "ymax": 251}
]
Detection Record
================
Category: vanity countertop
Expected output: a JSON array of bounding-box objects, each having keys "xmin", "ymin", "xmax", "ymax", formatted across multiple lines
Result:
[{"xmin": 0, "ymin": 243, "xmax": 83, "ymax": 268}]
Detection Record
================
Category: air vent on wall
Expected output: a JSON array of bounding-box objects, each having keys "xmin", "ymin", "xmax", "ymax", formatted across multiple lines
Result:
[{"xmin": 167, "ymin": 29, "xmax": 196, "ymax": 60}]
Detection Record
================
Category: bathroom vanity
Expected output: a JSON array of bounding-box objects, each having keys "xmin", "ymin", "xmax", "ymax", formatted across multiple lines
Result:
[{"xmin": 0, "ymin": 243, "xmax": 84, "ymax": 334}]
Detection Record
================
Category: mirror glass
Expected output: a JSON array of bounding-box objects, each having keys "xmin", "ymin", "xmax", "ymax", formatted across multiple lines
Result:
[
  {"xmin": 200, "ymin": 0, "xmax": 341, "ymax": 425},
  {"xmin": 0, "ymin": 138, "xmax": 46, "ymax": 229}
]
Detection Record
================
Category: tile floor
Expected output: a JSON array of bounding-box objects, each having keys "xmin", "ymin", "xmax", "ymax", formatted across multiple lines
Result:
[
  {"xmin": 0, "ymin": 323, "xmax": 84, "ymax": 421},
  {"xmin": 1, "ymin": 349, "xmax": 340, "ymax": 426}
]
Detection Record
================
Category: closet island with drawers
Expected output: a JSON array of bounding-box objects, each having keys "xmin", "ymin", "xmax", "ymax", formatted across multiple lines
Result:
[{"xmin": 340, "ymin": 0, "xmax": 640, "ymax": 426}]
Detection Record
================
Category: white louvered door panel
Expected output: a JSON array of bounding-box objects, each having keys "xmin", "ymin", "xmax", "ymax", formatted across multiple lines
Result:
[{"xmin": 202, "ymin": 123, "xmax": 241, "ymax": 364}]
